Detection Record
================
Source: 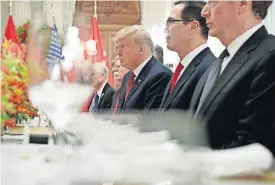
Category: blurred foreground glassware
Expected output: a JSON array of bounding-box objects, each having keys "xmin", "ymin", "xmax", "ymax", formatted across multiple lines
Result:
[{"xmin": 26, "ymin": 13, "xmax": 93, "ymax": 160}]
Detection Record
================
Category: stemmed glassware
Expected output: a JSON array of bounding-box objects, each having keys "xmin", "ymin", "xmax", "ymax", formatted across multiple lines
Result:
[{"xmin": 26, "ymin": 13, "xmax": 94, "ymax": 161}]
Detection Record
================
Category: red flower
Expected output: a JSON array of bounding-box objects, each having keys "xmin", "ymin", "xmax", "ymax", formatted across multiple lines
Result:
[
  {"xmin": 19, "ymin": 44, "xmax": 27, "ymax": 61},
  {"xmin": 1, "ymin": 66, "xmax": 10, "ymax": 75},
  {"xmin": 5, "ymin": 118, "xmax": 16, "ymax": 127},
  {"xmin": 23, "ymin": 23, "xmax": 29, "ymax": 30},
  {"xmin": 9, "ymin": 42, "xmax": 21, "ymax": 57},
  {"xmin": 20, "ymin": 32, "xmax": 27, "ymax": 42},
  {"xmin": 9, "ymin": 94, "xmax": 22, "ymax": 104}
]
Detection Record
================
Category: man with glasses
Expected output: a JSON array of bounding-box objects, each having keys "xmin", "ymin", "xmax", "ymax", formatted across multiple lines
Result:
[
  {"xmin": 159, "ymin": 1, "xmax": 215, "ymax": 111},
  {"xmin": 191, "ymin": 1, "xmax": 275, "ymax": 155}
]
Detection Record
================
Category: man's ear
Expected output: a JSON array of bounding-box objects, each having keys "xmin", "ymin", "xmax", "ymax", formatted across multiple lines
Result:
[
  {"xmin": 238, "ymin": 0, "xmax": 249, "ymax": 15},
  {"xmin": 190, "ymin": 21, "xmax": 199, "ymax": 35},
  {"xmin": 139, "ymin": 46, "xmax": 144, "ymax": 54}
]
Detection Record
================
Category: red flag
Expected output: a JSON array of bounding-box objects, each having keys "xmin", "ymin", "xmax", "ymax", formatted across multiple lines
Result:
[
  {"xmin": 79, "ymin": 26, "xmax": 89, "ymax": 59},
  {"xmin": 4, "ymin": 15, "xmax": 19, "ymax": 44},
  {"xmin": 90, "ymin": 17, "xmax": 114, "ymax": 87}
]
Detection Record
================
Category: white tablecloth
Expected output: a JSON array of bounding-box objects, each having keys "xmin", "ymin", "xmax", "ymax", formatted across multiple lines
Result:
[{"xmin": 1, "ymin": 137, "xmax": 274, "ymax": 185}]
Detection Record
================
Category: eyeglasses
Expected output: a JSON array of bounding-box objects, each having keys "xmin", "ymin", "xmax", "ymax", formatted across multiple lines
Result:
[{"xmin": 166, "ymin": 18, "xmax": 195, "ymax": 27}]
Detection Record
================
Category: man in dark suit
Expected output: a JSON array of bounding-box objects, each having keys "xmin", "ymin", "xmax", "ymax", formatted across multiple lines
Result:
[
  {"xmin": 82, "ymin": 63, "xmax": 115, "ymax": 113},
  {"xmin": 159, "ymin": 1, "xmax": 215, "ymax": 111},
  {"xmin": 113, "ymin": 25, "xmax": 172, "ymax": 114},
  {"xmin": 191, "ymin": 1, "xmax": 275, "ymax": 155},
  {"xmin": 110, "ymin": 56, "xmax": 129, "ymax": 113}
]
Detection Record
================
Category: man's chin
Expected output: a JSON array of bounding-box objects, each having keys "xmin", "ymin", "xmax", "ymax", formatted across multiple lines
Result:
[
  {"xmin": 166, "ymin": 44, "xmax": 171, "ymax": 50},
  {"xmin": 209, "ymin": 28, "xmax": 218, "ymax": 38},
  {"xmin": 166, "ymin": 45, "xmax": 175, "ymax": 52}
]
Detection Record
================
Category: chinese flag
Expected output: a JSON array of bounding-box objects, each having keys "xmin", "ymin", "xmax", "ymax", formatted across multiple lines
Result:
[
  {"xmin": 4, "ymin": 15, "xmax": 19, "ymax": 44},
  {"xmin": 90, "ymin": 16, "xmax": 114, "ymax": 87}
]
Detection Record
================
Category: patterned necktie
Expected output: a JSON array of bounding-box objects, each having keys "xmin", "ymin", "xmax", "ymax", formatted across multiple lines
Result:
[
  {"xmin": 90, "ymin": 93, "xmax": 99, "ymax": 112},
  {"xmin": 170, "ymin": 62, "xmax": 184, "ymax": 93},
  {"xmin": 125, "ymin": 72, "xmax": 136, "ymax": 100},
  {"xmin": 195, "ymin": 49, "xmax": 229, "ymax": 116}
]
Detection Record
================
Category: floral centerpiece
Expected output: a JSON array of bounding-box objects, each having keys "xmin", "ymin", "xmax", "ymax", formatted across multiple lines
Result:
[
  {"xmin": 1, "ymin": 19, "xmax": 56, "ymax": 130},
  {"xmin": 1, "ymin": 36, "xmax": 39, "ymax": 129}
]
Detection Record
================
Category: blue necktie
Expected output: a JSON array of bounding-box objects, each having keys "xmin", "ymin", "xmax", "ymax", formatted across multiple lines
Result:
[{"xmin": 92, "ymin": 94, "xmax": 99, "ymax": 112}]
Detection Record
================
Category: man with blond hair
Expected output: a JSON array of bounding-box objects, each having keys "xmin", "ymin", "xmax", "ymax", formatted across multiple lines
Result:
[{"xmin": 112, "ymin": 25, "xmax": 172, "ymax": 113}]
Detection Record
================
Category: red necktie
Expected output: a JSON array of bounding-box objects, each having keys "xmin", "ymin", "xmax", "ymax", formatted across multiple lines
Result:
[
  {"xmin": 125, "ymin": 72, "xmax": 135, "ymax": 99},
  {"xmin": 170, "ymin": 63, "xmax": 184, "ymax": 92},
  {"xmin": 113, "ymin": 73, "xmax": 135, "ymax": 115}
]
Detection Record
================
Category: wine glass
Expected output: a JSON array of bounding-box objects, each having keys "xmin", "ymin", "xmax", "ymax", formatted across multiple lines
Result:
[{"xmin": 26, "ymin": 13, "xmax": 94, "ymax": 160}]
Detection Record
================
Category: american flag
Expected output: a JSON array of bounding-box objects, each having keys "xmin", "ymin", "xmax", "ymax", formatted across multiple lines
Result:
[{"xmin": 46, "ymin": 17, "xmax": 64, "ymax": 73}]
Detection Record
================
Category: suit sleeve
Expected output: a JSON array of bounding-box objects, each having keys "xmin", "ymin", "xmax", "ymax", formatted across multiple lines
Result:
[
  {"xmin": 233, "ymin": 51, "xmax": 275, "ymax": 152},
  {"xmin": 144, "ymin": 72, "xmax": 172, "ymax": 111},
  {"xmin": 105, "ymin": 89, "xmax": 115, "ymax": 110}
]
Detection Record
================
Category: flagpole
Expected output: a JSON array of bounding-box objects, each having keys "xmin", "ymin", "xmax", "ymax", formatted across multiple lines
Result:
[
  {"xmin": 94, "ymin": 0, "xmax": 97, "ymax": 19},
  {"xmin": 9, "ymin": 1, "xmax": 12, "ymax": 15},
  {"xmin": 51, "ymin": 3, "xmax": 56, "ymax": 25}
]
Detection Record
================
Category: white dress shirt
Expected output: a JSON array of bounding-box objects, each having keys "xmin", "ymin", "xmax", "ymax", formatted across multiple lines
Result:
[
  {"xmin": 177, "ymin": 44, "xmax": 208, "ymax": 82},
  {"xmin": 220, "ymin": 23, "xmax": 263, "ymax": 74},
  {"xmin": 96, "ymin": 81, "xmax": 107, "ymax": 101},
  {"xmin": 133, "ymin": 55, "xmax": 152, "ymax": 80}
]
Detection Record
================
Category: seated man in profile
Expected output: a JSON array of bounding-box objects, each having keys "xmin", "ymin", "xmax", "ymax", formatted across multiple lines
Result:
[
  {"xmin": 110, "ymin": 55, "xmax": 129, "ymax": 113},
  {"xmin": 113, "ymin": 25, "xmax": 172, "ymax": 114},
  {"xmin": 81, "ymin": 63, "xmax": 115, "ymax": 113}
]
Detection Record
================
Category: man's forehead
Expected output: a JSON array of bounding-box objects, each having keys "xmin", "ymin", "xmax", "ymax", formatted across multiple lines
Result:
[
  {"xmin": 117, "ymin": 36, "xmax": 132, "ymax": 44},
  {"xmin": 170, "ymin": 3, "xmax": 185, "ymax": 18}
]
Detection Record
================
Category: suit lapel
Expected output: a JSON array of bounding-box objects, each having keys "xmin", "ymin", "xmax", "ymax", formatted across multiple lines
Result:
[
  {"xmin": 199, "ymin": 27, "xmax": 269, "ymax": 116},
  {"xmin": 163, "ymin": 66, "xmax": 196, "ymax": 108},
  {"xmin": 190, "ymin": 67, "xmax": 210, "ymax": 111},
  {"xmin": 159, "ymin": 79, "xmax": 172, "ymax": 108},
  {"xmin": 125, "ymin": 58, "xmax": 154, "ymax": 102},
  {"xmin": 163, "ymin": 48, "xmax": 210, "ymax": 109},
  {"xmin": 199, "ymin": 45, "xmax": 257, "ymax": 116},
  {"xmin": 117, "ymin": 73, "xmax": 129, "ymax": 110}
]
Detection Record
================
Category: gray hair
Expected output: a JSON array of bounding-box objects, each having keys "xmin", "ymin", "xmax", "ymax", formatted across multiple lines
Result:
[
  {"xmin": 92, "ymin": 62, "xmax": 108, "ymax": 78},
  {"xmin": 113, "ymin": 25, "xmax": 155, "ymax": 54}
]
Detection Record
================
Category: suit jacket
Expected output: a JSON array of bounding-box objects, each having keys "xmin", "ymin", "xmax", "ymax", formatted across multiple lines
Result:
[
  {"xmin": 190, "ymin": 26, "xmax": 275, "ymax": 155},
  {"xmin": 159, "ymin": 48, "xmax": 215, "ymax": 111},
  {"xmin": 117, "ymin": 56, "xmax": 172, "ymax": 113},
  {"xmin": 109, "ymin": 89, "xmax": 120, "ymax": 113},
  {"xmin": 83, "ymin": 83, "xmax": 115, "ymax": 113}
]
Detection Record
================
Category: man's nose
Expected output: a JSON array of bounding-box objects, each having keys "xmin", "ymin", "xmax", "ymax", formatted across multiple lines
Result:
[
  {"xmin": 117, "ymin": 48, "xmax": 122, "ymax": 56},
  {"xmin": 201, "ymin": 5, "xmax": 209, "ymax": 18}
]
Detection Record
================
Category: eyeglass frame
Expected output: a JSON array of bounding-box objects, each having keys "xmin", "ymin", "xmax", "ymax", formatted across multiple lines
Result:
[{"xmin": 166, "ymin": 18, "xmax": 196, "ymax": 27}]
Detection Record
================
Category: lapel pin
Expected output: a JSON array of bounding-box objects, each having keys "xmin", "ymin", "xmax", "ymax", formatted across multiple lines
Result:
[{"xmin": 138, "ymin": 79, "xmax": 141, "ymax": 83}]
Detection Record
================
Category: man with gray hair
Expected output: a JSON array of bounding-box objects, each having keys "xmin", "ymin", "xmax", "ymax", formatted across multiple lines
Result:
[
  {"xmin": 112, "ymin": 25, "xmax": 172, "ymax": 114},
  {"xmin": 191, "ymin": 1, "xmax": 275, "ymax": 155},
  {"xmin": 82, "ymin": 62, "xmax": 115, "ymax": 113}
]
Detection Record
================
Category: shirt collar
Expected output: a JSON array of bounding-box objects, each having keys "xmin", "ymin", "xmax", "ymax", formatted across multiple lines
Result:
[
  {"xmin": 133, "ymin": 55, "xmax": 152, "ymax": 77},
  {"xmin": 96, "ymin": 81, "xmax": 107, "ymax": 98},
  {"xmin": 180, "ymin": 44, "xmax": 208, "ymax": 67},
  {"xmin": 227, "ymin": 23, "xmax": 263, "ymax": 57}
]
